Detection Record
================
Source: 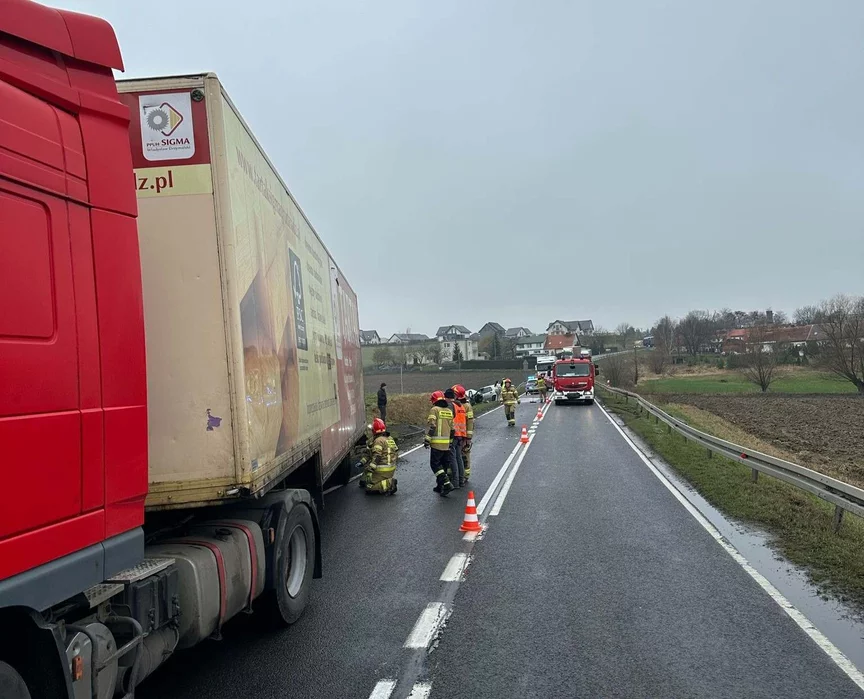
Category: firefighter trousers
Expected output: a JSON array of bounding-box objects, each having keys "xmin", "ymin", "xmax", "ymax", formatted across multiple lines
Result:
[
  {"xmin": 429, "ymin": 448, "xmax": 454, "ymax": 489},
  {"xmin": 451, "ymin": 437, "xmax": 466, "ymax": 487},
  {"xmin": 504, "ymin": 403, "xmax": 516, "ymax": 424}
]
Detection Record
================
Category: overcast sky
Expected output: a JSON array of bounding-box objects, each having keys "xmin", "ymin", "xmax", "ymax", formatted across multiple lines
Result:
[{"xmin": 60, "ymin": 0, "xmax": 864, "ymax": 336}]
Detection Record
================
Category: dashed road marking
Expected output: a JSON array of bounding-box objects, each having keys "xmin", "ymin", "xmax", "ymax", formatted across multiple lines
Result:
[
  {"xmin": 407, "ymin": 683, "xmax": 432, "ymax": 699},
  {"xmin": 440, "ymin": 553, "xmax": 469, "ymax": 582},
  {"xmin": 368, "ymin": 680, "xmax": 397, "ymax": 699},
  {"xmin": 596, "ymin": 401, "xmax": 864, "ymax": 692},
  {"xmin": 404, "ymin": 602, "xmax": 451, "ymax": 649}
]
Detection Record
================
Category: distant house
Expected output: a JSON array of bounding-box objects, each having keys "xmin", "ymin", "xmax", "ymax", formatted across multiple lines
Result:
[
  {"xmin": 436, "ymin": 325, "xmax": 472, "ymax": 340},
  {"xmin": 387, "ymin": 333, "xmax": 430, "ymax": 344},
  {"xmin": 360, "ymin": 330, "xmax": 381, "ymax": 345},
  {"xmin": 504, "ymin": 327, "xmax": 532, "ymax": 339},
  {"xmin": 545, "ymin": 333, "xmax": 577, "ymax": 354},
  {"xmin": 515, "ymin": 334, "xmax": 548, "ymax": 357},
  {"xmin": 436, "ymin": 325, "xmax": 477, "ymax": 362},
  {"xmin": 478, "ymin": 322, "xmax": 505, "ymax": 338},
  {"xmin": 722, "ymin": 324, "xmax": 825, "ymax": 354},
  {"xmin": 546, "ymin": 320, "xmax": 594, "ymax": 337}
]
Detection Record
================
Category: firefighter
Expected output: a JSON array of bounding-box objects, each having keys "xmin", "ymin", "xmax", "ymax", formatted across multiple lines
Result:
[
  {"xmin": 424, "ymin": 390, "xmax": 455, "ymax": 496},
  {"xmin": 452, "ymin": 384, "xmax": 474, "ymax": 483},
  {"xmin": 359, "ymin": 418, "xmax": 399, "ymax": 495},
  {"xmin": 536, "ymin": 374, "xmax": 548, "ymax": 403},
  {"xmin": 501, "ymin": 378, "xmax": 520, "ymax": 426},
  {"xmin": 447, "ymin": 387, "xmax": 466, "ymax": 488}
]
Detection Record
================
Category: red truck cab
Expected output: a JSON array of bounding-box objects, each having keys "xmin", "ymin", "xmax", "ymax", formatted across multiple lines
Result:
[{"xmin": 551, "ymin": 358, "xmax": 597, "ymax": 405}]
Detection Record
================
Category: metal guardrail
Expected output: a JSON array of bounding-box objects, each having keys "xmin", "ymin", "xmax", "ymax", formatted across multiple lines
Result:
[{"xmin": 598, "ymin": 384, "xmax": 864, "ymax": 532}]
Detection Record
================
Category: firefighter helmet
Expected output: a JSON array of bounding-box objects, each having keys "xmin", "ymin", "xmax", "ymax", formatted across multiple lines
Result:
[
  {"xmin": 372, "ymin": 418, "xmax": 386, "ymax": 434},
  {"xmin": 430, "ymin": 390, "xmax": 445, "ymax": 403},
  {"xmin": 452, "ymin": 384, "xmax": 467, "ymax": 399},
  {"xmin": 504, "ymin": 378, "xmax": 512, "ymax": 384}
]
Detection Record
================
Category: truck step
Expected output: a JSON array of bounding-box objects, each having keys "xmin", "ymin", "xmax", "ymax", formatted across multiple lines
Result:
[
  {"xmin": 83, "ymin": 582, "xmax": 124, "ymax": 608},
  {"xmin": 106, "ymin": 557, "xmax": 175, "ymax": 584}
]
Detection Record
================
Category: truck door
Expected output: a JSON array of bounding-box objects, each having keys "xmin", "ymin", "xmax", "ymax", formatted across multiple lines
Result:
[{"xmin": 0, "ymin": 78, "xmax": 104, "ymax": 577}]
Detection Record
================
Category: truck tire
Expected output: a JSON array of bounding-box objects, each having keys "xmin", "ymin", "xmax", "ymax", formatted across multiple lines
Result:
[
  {"xmin": 585, "ymin": 399, "xmax": 595, "ymax": 405},
  {"xmin": 259, "ymin": 504, "xmax": 316, "ymax": 627},
  {"xmin": 0, "ymin": 661, "xmax": 31, "ymax": 699}
]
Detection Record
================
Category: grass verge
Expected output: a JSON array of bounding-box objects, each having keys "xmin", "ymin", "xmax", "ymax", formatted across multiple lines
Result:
[
  {"xmin": 598, "ymin": 388, "xmax": 864, "ymax": 612},
  {"xmin": 639, "ymin": 369, "xmax": 855, "ymax": 394}
]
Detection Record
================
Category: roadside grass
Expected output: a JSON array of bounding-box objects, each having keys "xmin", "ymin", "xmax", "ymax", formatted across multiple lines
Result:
[
  {"xmin": 639, "ymin": 369, "xmax": 854, "ymax": 394},
  {"xmin": 598, "ymin": 388, "xmax": 864, "ymax": 612},
  {"xmin": 364, "ymin": 393, "xmax": 504, "ymax": 432}
]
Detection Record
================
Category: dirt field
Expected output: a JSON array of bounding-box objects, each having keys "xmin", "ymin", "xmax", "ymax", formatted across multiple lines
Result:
[
  {"xmin": 657, "ymin": 394, "xmax": 864, "ymax": 486},
  {"xmin": 364, "ymin": 370, "xmax": 530, "ymax": 397}
]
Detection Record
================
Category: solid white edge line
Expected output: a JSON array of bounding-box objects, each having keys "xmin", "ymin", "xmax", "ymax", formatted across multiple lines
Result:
[
  {"xmin": 407, "ymin": 683, "xmax": 432, "ymax": 699},
  {"xmin": 476, "ymin": 403, "xmax": 504, "ymax": 418},
  {"xmin": 401, "ymin": 443, "xmax": 424, "ymax": 457},
  {"xmin": 368, "ymin": 680, "xmax": 397, "ymax": 699},
  {"xmin": 489, "ymin": 434, "xmax": 533, "ymax": 516},
  {"xmin": 477, "ymin": 442, "xmax": 523, "ymax": 515},
  {"xmin": 595, "ymin": 401, "xmax": 864, "ymax": 691},
  {"xmin": 404, "ymin": 602, "xmax": 450, "ymax": 649},
  {"xmin": 440, "ymin": 552, "xmax": 469, "ymax": 582}
]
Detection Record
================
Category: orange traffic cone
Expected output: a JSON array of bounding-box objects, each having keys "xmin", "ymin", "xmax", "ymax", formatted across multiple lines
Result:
[
  {"xmin": 536, "ymin": 407, "xmax": 543, "ymax": 419},
  {"xmin": 520, "ymin": 426, "xmax": 529, "ymax": 444},
  {"xmin": 459, "ymin": 491, "xmax": 482, "ymax": 532},
  {"xmin": 546, "ymin": 397, "xmax": 551, "ymax": 404}
]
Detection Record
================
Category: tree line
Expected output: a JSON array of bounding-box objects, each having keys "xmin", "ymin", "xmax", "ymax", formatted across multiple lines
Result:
[{"xmin": 629, "ymin": 294, "xmax": 864, "ymax": 393}]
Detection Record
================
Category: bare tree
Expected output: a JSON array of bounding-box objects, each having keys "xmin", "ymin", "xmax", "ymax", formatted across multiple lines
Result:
[
  {"xmin": 771, "ymin": 309, "xmax": 789, "ymax": 325},
  {"xmin": 816, "ymin": 294, "xmax": 864, "ymax": 394},
  {"xmin": 501, "ymin": 337, "xmax": 516, "ymax": 360},
  {"xmin": 794, "ymin": 305, "xmax": 824, "ymax": 325},
  {"xmin": 651, "ymin": 315, "xmax": 674, "ymax": 373},
  {"xmin": 603, "ymin": 353, "xmax": 629, "ymax": 387},
  {"xmin": 740, "ymin": 325, "xmax": 782, "ymax": 392},
  {"xmin": 677, "ymin": 310, "xmax": 712, "ymax": 357},
  {"xmin": 615, "ymin": 322, "xmax": 634, "ymax": 349},
  {"xmin": 372, "ymin": 346, "xmax": 394, "ymax": 366}
]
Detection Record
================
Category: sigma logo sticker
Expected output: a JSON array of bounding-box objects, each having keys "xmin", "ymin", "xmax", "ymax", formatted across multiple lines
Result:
[
  {"xmin": 139, "ymin": 92, "xmax": 195, "ymax": 161},
  {"xmin": 289, "ymin": 249, "xmax": 309, "ymax": 351}
]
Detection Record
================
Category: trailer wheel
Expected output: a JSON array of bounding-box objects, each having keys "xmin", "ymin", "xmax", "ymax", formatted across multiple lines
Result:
[
  {"xmin": 0, "ymin": 661, "xmax": 31, "ymax": 699},
  {"xmin": 260, "ymin": 504, "xmax": 316, "ymax": 627}
]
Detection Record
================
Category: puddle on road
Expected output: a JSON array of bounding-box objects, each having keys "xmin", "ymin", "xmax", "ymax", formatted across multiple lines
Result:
[{"xmin": 619, "ymin": 417, "xmax": 864, "ymax": 670}]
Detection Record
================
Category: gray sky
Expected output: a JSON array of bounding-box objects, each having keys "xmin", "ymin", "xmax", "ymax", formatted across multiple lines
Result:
[{"xmin": 60, "ymin": 0, "xmax": 864, "ymax": 336}]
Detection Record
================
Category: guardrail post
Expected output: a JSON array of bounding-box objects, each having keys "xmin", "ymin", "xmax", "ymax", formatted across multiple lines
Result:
[
  {"xmin": 751, "ymin": 469, "xmax": 758, "ymax": 483},
  {"xmin": 833, "ymin": 505, "xmax": 845, "ymax": 534},
  {"xmin": 707, "ymin": 449, "xmax": 713, "ymax": 459}
]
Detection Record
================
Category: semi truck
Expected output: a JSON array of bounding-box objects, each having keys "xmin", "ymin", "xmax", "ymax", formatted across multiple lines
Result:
[{"xmin": 0, "ymin": 4, "xmax": 365, "ymax": 697}]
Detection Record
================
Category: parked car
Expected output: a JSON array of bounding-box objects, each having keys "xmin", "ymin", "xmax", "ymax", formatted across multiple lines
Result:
[{"xmin": 525, "ymin": 376, "xmax": 538, "ymax": 394}]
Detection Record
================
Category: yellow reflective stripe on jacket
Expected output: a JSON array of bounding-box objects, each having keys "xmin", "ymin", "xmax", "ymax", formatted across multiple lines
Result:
[{"xmin": 463, "ymin": 401, "xmax": 475, "ymax": 437}]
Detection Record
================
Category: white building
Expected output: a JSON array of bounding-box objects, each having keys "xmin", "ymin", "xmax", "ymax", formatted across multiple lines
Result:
[
  {"xmin": 436, "ymin": 325, "xmax": 478, "ymax": 362},
  {"xmin": 514, "ymin": 334, "xmax": 548, "ymax": 357}
]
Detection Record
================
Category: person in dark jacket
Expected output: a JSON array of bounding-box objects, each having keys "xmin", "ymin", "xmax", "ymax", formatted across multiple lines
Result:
[{"xmin": 377, "ymin": 383, "xmax": 388, "ymax": 423}]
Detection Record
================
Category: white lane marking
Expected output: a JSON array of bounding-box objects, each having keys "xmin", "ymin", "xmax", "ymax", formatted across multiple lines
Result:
[
  {"xmin": 476, "ymin": 403, "xmax": 503, "ymax": 418},
  {"xmin": 440, "ymin": 553, "xmax": 469, "ymax": 582},
  {"xmin": 368, "ymin": 680, "xmax": 397, "ymax": 699},
  {"xmin": 404, "ymin": 602, "xmax": 450, "ymax": 649},
  {"xmin": 407, "ymin": 683, "xmax": 432, "ymax": 699},
  {"xmin": 596, "ymin": 402, "xmax": 864, "ymax": 691},
  {"xmin": 476, "ymin": 441, "xmax": 523, "ymax": 515},
  {"xmin": 401, "ymin": 443, "xmax": 424, "ymax": 458},
  {"xmin": 489, "ymin": 434, "xmax": 533, "ymax": 516},
  {"xmin": 462, "ymin": 527, "xmax": 485, "ymax": 541}
]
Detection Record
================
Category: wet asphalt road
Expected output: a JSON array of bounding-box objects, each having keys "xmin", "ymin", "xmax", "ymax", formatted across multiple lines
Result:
[{"xmin": 139, "ymin": 398, "xmax": 864, "ymax": 699}]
